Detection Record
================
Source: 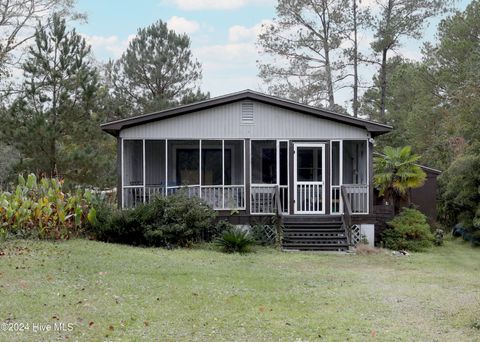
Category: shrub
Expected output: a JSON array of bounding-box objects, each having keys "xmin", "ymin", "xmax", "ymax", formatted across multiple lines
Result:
[
  {"xmin": 213, "ymin": 220, "xmax": 236, "ymax": 238},
  {"xmin": 439, "ymin": 143, "xmax": 480, "ymax": 245},
  {"xmin": 383, "ymin": 208, "xmax": 434, "ymax": 251},
  {"xmin": 91, "ymin": 193, "xmax": 217, "ymax": 247},
  {"xmin": 215, "ymin": 227, "xmax": 254, "ymax": 253},
  {"xmin": 0, "ymin": 174, "xmax": 96, "ymax": 240}
]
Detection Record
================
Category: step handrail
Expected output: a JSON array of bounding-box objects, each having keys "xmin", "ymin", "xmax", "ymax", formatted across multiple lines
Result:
[{"xmin": 341, "ymin": 185, "xmax": 353, "ymax": 245}]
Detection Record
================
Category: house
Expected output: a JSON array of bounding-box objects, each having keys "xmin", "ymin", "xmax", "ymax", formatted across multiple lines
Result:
[{"xmin": 101, "ymin": 90, "xmax": 393, "ymax": 251}]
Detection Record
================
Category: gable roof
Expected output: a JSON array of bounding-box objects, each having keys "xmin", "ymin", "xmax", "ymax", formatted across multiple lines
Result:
[{"xmin": 101, "ymin": 89, "xmax": 392, "ymax": 137}]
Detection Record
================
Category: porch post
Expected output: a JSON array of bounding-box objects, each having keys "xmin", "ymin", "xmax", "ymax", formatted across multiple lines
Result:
[
  {"xmin": 289, "ymin": 141, "xmax": 295, "ymax": 215},
  {"xmin": 325, "ymin": 142, "xmax": 331, "ymax": 215},
  {"xmin": 369, "ymin": 139, "xmax": 374, "ymax": 214},
  {"xmin": 117, "ymin": 136, "xmax": 122, "ymax": 209},
  {"xmin": 245, "ymin": 139, "xmax": 251, "ymax": 215}
]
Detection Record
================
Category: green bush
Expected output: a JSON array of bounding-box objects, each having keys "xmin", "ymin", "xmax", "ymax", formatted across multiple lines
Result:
[
  {"xmin": 213, "ymin": 220, "xmax": 236, "ymax": 238},
  {"xmin": 439, "ymin": 143, "xmax": 480, "ymax": 245},
  {"xmin": 0, "ymin": 174, "xmax": 96, "ymax": 240},
  {"xmin": 215, "ymin": 226, "xmax": 254, "ymax": 253},
  {"xmin": 383, "ymin": 208, "xmax": 434, "ymax": 251},
  {"xmin": 91, "ymin": 193, "xmax": 217, "ymax": 247}
]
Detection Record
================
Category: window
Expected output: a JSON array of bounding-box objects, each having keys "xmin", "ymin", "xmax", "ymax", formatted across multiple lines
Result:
[{"xmin": 297, "ymin": 147, "xmax": 323, "ymax": 182}]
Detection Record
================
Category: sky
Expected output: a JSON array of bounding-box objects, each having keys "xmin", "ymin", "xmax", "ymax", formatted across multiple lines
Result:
[{"xmin": 75, "ymin": 0, "xmax": 470, "ymax": 109}]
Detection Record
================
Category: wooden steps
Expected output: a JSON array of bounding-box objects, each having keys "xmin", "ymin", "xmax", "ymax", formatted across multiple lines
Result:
[{"xmin": 282, "ymin": 216, "xmax": 349, "ymax": 251}]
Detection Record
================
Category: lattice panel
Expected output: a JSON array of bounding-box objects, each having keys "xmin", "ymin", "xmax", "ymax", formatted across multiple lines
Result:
[
  {"xmin": 351, "ymin": 224, "xmax": 362, "ymax": 245},
  {"xmin": 263, "ymin": 225, "xmax": 277, "ymax": 244}
]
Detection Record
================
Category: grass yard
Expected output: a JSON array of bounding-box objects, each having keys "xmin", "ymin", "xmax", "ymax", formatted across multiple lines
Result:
[{"xmin": 0, "ymin": 239, "xmax": 479, "ymax": 341}]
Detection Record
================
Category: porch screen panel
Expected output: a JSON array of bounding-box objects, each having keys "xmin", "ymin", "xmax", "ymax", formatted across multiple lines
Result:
[
  {"xmin": 342, "ymin": 140, "xmax": 367, "ymax": 184},
  {"xmin": 224, "ymin": 140, "xmax": 245, "ymax": 209},
  {"xmin": 224, "ymin": 140, "xmax": 244, "ymax": 185},
  {"xmin": 251, "ymin": 140, "xmax": 276, "ymax": 214},
  {"xmin": 201, "ymin": 140, "xmax": 222, "ymax": 185},
  {"xmin": 123, "ymin": 140, "xmax": 143, "ymax": 208},
  {"xmin": 342, "ymin": 140, "xmax": 368, "ymax": 213},
  {"xmin": 167, "ymin": 140, "xmax": 200, "ymax": 197},
  {"xmin": 279, "ymin": 141, "xmax": 289, "ymax": 213},
  {"xmin": 201, "ymin": 140, "xmax": 223, "ymax": 208},
  {"xmin": 331, "ymin": 141, "xmax": 341, "ymax": 213},
  {"xmin": 251, "ymin": 140, "xmax": 276, "ymax": 184},
  {"xmin": 123, "ymin": 140, "xmax": 143, "ymax": 186},
  {"xmin": 145, "ymin": 140, "xmax": 166, "ymax": 202}
]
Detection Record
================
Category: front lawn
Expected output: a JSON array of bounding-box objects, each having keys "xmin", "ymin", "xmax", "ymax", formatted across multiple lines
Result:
[{"xmin": 0, "ymin": 239, "xmax": 479, "ymax": 341}]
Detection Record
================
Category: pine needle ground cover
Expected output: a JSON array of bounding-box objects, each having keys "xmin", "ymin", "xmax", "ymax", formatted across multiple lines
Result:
[{"xmin": 0, "ymin": 239, "xmax": 478, "ymax": 341}]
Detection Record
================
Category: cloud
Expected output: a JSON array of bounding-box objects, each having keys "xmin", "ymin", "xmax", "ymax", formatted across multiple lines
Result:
[
  {"xmin": 82, "ymin": 34, "xmax": 135, "ymax": 59},
  {"xmin": 228, "ymin": 20, "xmax": 272, "ymax": 43},
  {"xmin": 166, "ymin": 16, "xmax": 200, "ymax": 34},
  {"xmin": 169, "ymin": 0, "xmax": 274, "ymax": 11}
]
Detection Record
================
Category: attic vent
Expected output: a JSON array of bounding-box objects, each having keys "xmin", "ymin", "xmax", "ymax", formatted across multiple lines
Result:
[{"xmin": 241, "ymin": 101, "xmax": 254, "ymax": 124}]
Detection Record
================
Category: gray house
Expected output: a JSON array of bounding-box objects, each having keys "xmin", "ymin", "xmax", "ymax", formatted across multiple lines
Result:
[{"xmin": 101, "ymin": 90, "xmax": 392, "ymax": 250}]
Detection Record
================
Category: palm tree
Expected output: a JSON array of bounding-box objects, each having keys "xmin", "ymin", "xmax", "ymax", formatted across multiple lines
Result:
[{"xmin": 374, "ymin": 146, "xmax": 426, "ymax": 213}]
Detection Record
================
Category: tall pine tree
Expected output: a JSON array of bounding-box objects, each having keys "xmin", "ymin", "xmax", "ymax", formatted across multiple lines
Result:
[{"xmin": 2, "ymin": 14, "xmax": 115, "ymax": 187}]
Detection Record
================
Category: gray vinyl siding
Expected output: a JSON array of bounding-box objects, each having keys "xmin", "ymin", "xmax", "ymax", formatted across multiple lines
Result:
[{"xmin": 120, "ymin": 101, "xmax": 368, "ymax": 139}]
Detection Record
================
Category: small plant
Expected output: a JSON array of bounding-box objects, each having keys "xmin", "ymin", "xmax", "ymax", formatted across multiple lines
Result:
[
  {"xmin": 383, "ymin": 208, "xmax": 434, "ymax": 252},
  {"xmin": 215, "ymin": 226, "xmax": 254, "ymax": 253},
  {"xmin": 434, "ymin": 228, "xmax": 444, "ymax": 246},
  {"xmin": 359, "ymin": 234, "xmax": 369, "ymax": 245}
]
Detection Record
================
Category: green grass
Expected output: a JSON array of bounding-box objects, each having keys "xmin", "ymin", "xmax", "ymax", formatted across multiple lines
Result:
[{"xmin": 0, "ymin": 239, "xmax": 479, "ymax": 341}]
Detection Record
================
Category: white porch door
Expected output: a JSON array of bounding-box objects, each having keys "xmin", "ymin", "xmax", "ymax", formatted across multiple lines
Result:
[{"xmin": 294, "ymin": 143, "xmax": 325, "ymax": 214}]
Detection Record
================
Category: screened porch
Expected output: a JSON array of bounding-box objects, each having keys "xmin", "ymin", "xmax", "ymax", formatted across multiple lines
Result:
[{"xmin": 121, "ymin": 139, "xmax": 370, "ymax": 215}]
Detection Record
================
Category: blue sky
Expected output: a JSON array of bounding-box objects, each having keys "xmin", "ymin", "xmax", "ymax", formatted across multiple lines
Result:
[{"xmin": 75, "ymin": 0, "xmax": 470, "ymax": 108}]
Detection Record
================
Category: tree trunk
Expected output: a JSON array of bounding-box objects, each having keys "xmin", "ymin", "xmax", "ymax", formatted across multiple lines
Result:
[
  {"xmin": 325, "ymin": 50, "xmax": 335, "ymax": 109},
  {"xmin": 379, "ymin": 48, "xmax": 388, "ymax": 120},
  {"xmin": 321, "ymin": 2, "xmax": 335, "ymax": 109},
  {"xmin": 352, "ymin": 0, "xmax": 359, "ymax": 117}
]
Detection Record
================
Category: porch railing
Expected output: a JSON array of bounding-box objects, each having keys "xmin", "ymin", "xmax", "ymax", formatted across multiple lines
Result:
[
  {"xmin": 343, "ymin": 184, "xmax": 369, "ymax": 214},
  {"xmin": 251, "ymin": 185, "xmax": 289, "ymax": 214},
  {"xmin": 123, "ymin": 185, "xmax": 245, "ymax": 210}
]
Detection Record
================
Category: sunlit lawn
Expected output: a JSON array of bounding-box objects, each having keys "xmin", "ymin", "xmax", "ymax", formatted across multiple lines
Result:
[{"xmin": 0, "ymin": 238, "xmax": 479, "ymax": 341}]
